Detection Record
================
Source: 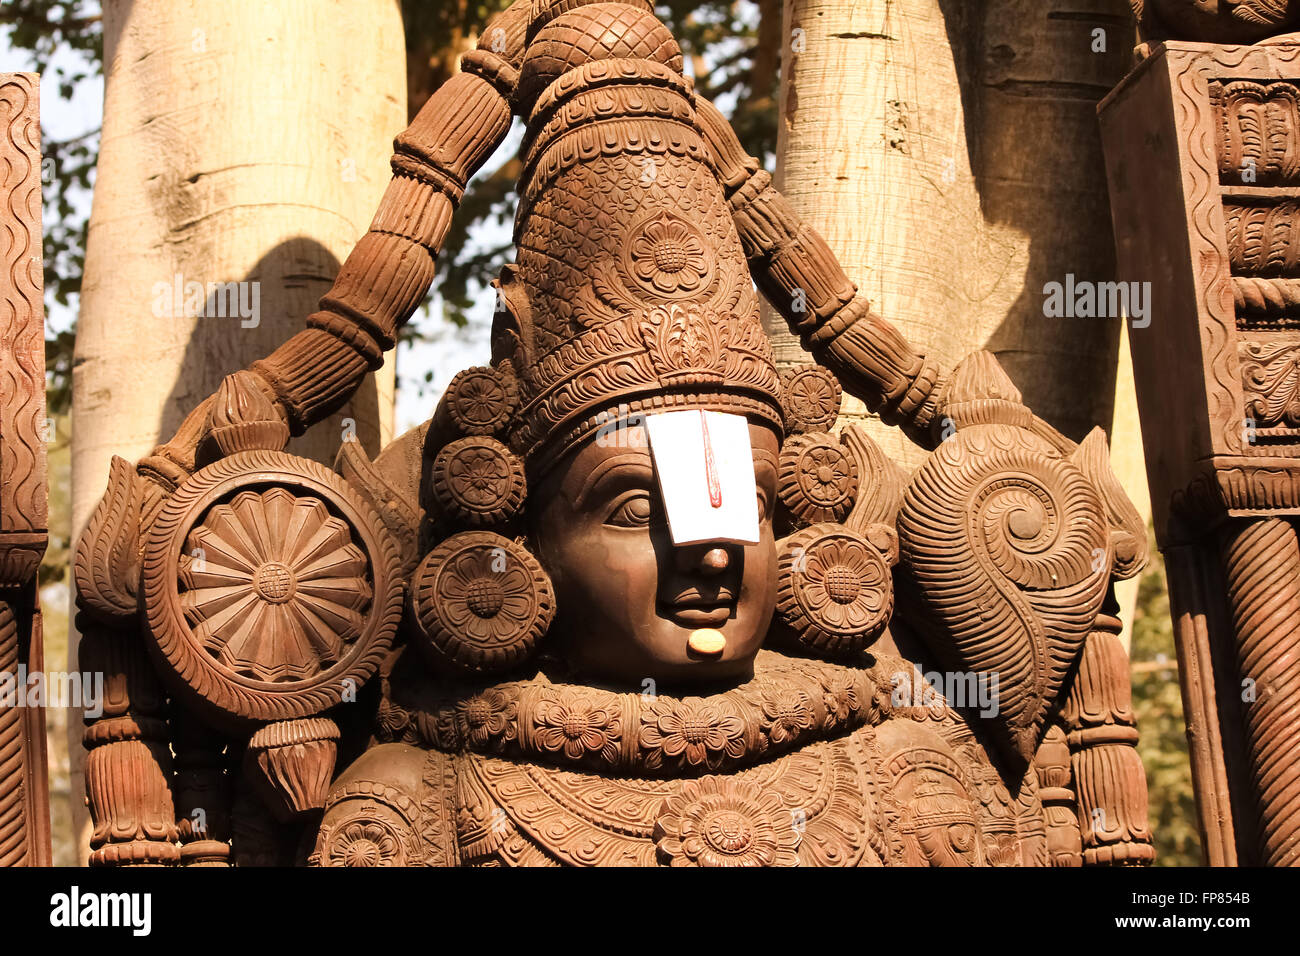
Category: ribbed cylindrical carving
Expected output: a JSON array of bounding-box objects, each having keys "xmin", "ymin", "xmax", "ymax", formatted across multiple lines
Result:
[
  {"xmin": 1221, "ymin": 517, "xmax": 1300, "ymax": 866},
  {"xmin": 0, "ymin": 600, "xmax": 26, "ymax": 866}
]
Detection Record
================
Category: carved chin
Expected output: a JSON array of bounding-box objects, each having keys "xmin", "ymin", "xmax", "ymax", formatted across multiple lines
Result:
[{"xmin": 554, "ymin": 609, "xmax": 770, "ymax": 685}]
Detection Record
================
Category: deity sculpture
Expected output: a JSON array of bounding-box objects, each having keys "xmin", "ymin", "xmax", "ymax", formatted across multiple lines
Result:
[{"xmin": 74, "ymin": 0, "xmax": 1153, "ymax": 867}]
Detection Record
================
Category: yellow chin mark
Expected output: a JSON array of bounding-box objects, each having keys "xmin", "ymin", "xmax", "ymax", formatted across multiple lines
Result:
[{"xmin": 687, "ymin": 628, "xmax": 726, "ymax": 657}]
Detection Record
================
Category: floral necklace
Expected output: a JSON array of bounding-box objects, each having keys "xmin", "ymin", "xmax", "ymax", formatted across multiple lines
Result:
[{"xmin": 378, "ymin": 648, "xmax": 913, "ymax": 777}]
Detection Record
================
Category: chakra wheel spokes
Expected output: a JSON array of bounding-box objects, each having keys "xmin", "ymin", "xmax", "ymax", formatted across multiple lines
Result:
[
  {"xmin": 143, "ymin": 450, "xmax": 402, "ymax": 725},
  {"xmin": 180, "ymin": 487, "xmax": 372, "ymax": 682}
]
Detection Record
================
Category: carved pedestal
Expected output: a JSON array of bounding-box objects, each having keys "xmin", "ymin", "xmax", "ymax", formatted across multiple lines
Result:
[{"xmin": 1102, "ymin": 40, "xmax": 1300, "ymax": 866}]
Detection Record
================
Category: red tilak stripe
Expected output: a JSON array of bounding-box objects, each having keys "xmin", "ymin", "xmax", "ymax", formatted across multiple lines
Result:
[{"xmin": 700, "ymin": 410, "xmax": 722, "ymax": 508}]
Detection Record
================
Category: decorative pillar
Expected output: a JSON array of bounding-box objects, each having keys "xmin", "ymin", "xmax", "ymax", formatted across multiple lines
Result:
[
  {"xmin": 0, "ymin": 72, "xmax": 51, "ymax": 867},
  {"xmin": 1101, "ymin": 37, "xmax": 1300, "ymax": 866}
]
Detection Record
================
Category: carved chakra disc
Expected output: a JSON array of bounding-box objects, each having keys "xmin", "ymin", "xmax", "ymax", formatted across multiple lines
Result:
[
  {"xmin": 780, "ymin": 364, "xmax": 842, "ymax": 434},
  {"xmin": 431, "ymin": 436, "xmax": 526, "ymax": 527},
  {"xmin": 776, "ymin": 522, "xmax": 892, "ymax": 656},
  {"xmin": 411, "ymin": 531, "xmax": 556, "ymax": 676},
  {"xmin": 777, "ymin": 432, "xmax": 859, "ymax": 526},
  {"xmin": 142, "ymin": 450, "xmax": 403, "ymax": 726},
  {"xmin": 443, "ymin": 366, "xmax": 517, "ymax": 437}
]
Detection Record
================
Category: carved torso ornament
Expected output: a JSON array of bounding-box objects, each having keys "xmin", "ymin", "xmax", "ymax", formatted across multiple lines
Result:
[{"xmin": 313, "ymin": 649, "xmax": 1047, "ymax": 867}]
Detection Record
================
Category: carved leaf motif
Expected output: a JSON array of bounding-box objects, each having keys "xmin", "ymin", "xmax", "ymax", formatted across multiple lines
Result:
[
  {"xmin": 73, "ymin": 455, "xmax": 143, "ymax": 621},
  {"xmin": 638, "ymin": 303, "xmax": 726, "ymax": 381},
  {"xmin": 1240, "ymin": 340, "xmax": 1300, "ymax": 427}
]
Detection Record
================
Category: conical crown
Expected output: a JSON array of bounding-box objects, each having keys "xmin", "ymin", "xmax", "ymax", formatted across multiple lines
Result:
[{"xmin": 490, "ymin": 6, "xmax": 783, "ymax": 475}]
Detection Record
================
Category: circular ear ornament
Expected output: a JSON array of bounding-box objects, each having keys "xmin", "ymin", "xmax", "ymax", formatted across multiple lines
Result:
[
  {"xmin": 142, "ymin": 450, "xmax": 403, "ymax": 727},
  {"xmin": 443, "ymin": 365, "xmax": 517, "ymax": 437},
  {"xmin": 411, "ymin": 531, "xmax": 555, "ymax": 676},
  {"xmin": 431, "ymin": 436, "xmax": 526, "ymax": 528},
  {"xmin": 780, "ymin": 364, "xmax": 842, "ymax": 434},
  {"xmin": 776, "ymin": 522, "xmax": 892, "ymax": 656},
  {"xmin": 777, "ymin": 432, "xmax": 859, "ymax": 526}
]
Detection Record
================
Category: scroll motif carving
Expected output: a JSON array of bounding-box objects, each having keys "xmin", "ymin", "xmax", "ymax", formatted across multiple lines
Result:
[{"xmin": 0, "ymin": 71, "xmax": 50, "ymax": 866}]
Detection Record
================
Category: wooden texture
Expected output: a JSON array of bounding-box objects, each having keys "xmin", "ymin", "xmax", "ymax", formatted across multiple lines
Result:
[
  {"xmin": 69, "ymin": 0, "xmax": 408, "ymax": 853},
  {"xmin": 0, "ymin": 71, "xmax": 51, "ymax": 867},
  {"xmin": 1102, "ymin": 38, "xmax": 1300, "ymax": 865},
  {"xmin": 76, "ymin": 0, "xmax": 1153, "ymax": 867}
]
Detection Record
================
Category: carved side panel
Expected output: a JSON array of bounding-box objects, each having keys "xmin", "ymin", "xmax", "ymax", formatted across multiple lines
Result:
[{"xmin": 0, "ymin": 72, "xmax": 50, "ymax": 867}]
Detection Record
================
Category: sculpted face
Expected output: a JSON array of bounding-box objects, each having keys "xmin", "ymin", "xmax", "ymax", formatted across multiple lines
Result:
[{"xmin": 530, "ymin": 420, "xmax": 780, "ymax": 684}]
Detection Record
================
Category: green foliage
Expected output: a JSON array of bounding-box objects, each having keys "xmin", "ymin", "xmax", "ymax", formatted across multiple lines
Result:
[{"xmin": 1130, "ymin": 537, "xmax": 1202, "ymax": 866}]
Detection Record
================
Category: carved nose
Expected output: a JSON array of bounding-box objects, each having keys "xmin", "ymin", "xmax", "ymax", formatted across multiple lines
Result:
[{"xmin": 698, "ymin": 547, "xmax": 730, "ymax": 574}]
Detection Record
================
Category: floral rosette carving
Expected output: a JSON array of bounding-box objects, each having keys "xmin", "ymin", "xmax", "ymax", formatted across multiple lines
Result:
[
  {"xmin": 142, "ymin": 451, "xmax": 402, "ymax": 725},
  {"xmin": 622, "ymin": 211, "xmax": 715, "ymax": 298},
  {"xmin": 777, "ymin": 433, "xmax": 859, "ymax": 526},
  {"xmin": 311, "ymin": 782, "xmax": 422, "ymax": 867},
  {"xmin": 760, "ymin": 686, "xmax": 817, "ymax": 747},
  {"xmin": 459, "ymin": 686, "xmax": 519, "ymax": 751},
  {"xmin": 412, "ymin": 531, "xmax": 556, "ymax": 676},
  {"xmin": 323, "ymin": 820, "xmax": 404, "ymax": 867},
  {"xmin": 639, "ymin": 696, "xmax": 746, "ymax": 771},
  {"xmin": 776, "ymin": 523, "xmax": 893, "ymax": 656},
  {"xmin": 431, "ymin": 436, "xmax": 526, "ymax": 527},
  {"xmin": 533, "ymin": 690, "xmax": 621, "ymax": 764},
  {"xmin": 442, "ymin": 365, "xmax": 517, "ymax": 437},
  {"xmin": 180, "ymin": 489, "xmax": 369, "ymax": 682},
  {"xmin": 653, "ymin": 777, "xmax": 800, "ymax": 867},
  {"xmin": 780, "ymin": 365, "xmax": 842, "ymax": 434}
]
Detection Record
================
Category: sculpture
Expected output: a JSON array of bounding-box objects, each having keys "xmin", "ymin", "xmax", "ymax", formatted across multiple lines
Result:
[{"xmin": 74, "ymin": 0, "xmax": 1153, "ymax": 867}]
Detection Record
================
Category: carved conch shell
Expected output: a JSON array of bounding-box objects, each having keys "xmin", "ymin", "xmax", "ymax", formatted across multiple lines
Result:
[{"xmin": 897, "ymin": 352, "xmax": 1110, "ymax": 768}]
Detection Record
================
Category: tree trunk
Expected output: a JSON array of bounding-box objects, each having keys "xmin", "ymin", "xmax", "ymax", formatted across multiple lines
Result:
[
  {"xmin": 69, "ymin": 0, "xmax": 406, "ymax": 857},
  {"xmin": 771, "ymin": 0, "xmax": 1135, "ymax": 461},
  {"xmin": 771, "ymin": 0, "xmax": 1151, "ymax": 645}
]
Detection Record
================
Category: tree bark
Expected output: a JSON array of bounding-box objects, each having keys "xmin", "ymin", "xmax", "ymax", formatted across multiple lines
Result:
[
  {"xmin": 69, "ymin": 0, "xmax": 406, "ymax": 857},
  {"xmin": 771, "ymin": 0, "xmax": 1135, "ymax": 467},
  {"xmin": 771, "ymin": 0, "xmax": 1151, "ymax": 648}
]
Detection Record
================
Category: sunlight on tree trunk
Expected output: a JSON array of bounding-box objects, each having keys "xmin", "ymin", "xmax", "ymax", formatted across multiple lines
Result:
[
  {"xmin": 68, "ymin": 0, "xmax": 405, "ymax": 859},
  {"xmin": 770, "ymin": 0, "xmax": 1151, "ymax": 646}
]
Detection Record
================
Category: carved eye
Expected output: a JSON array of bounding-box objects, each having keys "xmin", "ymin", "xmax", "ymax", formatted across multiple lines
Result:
[{"xmin": 606, "ymin": 492, "xmax": 656, "ymax": 528}]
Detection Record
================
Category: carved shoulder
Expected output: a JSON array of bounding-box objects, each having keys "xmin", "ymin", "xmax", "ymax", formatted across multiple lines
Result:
[{"xmin": 311, "ymin": 744, "xmax": 459, "ymax": 867}]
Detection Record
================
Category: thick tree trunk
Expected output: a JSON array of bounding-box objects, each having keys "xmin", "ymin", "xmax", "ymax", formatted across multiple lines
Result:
[
  {"xmin": 771, "ymin": 0, "xmax": 1135, "ymax": 461},
  {"xmin": 69, "ymin": 0, "xmax": 406, "ymax": 856},
  {"xmin": 771, "ymin": 0, "xmax": 1151, "ymax": 645}
]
